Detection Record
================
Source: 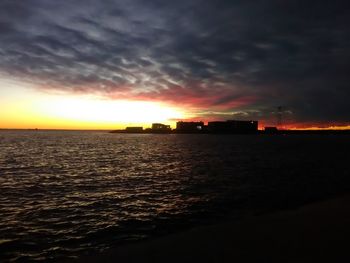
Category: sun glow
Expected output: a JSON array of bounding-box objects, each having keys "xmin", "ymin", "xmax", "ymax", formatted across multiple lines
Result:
[
  {"xmin": 38, "ymin": 95, "xmax": 185, "ymax": 127},
  {"xmin": 0, "ymin": 80, "xmax": 185, "ymax": 129}
]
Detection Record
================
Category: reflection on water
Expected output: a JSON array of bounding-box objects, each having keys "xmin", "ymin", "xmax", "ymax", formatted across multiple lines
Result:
[{"xmin": 0, "ymin": 131, "xmax": 349, "ymax": 261}]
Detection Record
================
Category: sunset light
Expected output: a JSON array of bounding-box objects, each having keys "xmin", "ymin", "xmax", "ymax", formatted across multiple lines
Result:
[
  {"xmin": 38, "ymin": 95, "xmax": 186, "ymax": 128},
  {"xmin": 0, "ymin": 79, "xmax": 186, "ymax": 129},
  {"xmin": 1, "ymin": 1, "xmax": 350, "ymax": 262}
]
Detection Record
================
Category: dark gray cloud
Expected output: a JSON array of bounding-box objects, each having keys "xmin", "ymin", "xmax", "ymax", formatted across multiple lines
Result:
[{"xmin": 1, "ymin": 0, "xmax": 350, "ymax": 126}]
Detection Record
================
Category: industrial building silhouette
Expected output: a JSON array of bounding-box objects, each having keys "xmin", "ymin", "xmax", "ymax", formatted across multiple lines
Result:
[
  {"xmin": 119, "ymin": 120, "xmax": 259, "ymax": 134},
  {"xmin": 207, "ymin": 120, "xmax": 258, "ymax": 134}
]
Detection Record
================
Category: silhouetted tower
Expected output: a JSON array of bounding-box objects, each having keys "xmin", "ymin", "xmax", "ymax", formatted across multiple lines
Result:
[{"xmin": 277, "ymin": 106, "xmax": 283, "ymax": 128}]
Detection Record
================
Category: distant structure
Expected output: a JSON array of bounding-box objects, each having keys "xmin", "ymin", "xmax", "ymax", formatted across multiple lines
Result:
[
  {"xmin": 125, "ymin": 127, "xmax": 143, "ymax": 133},
  {"xmin": 208, "ymin": 120, "xmax": 258, "ymax": 134},
  {"xmin": 151, "ymin": 123, "xmax": 171, "ymax": 133},
  {"xmin": 264, "ymin": 126, "xmax": 279, "ymax": 134},
  {"xmin": 277, "ymin": 106, "xmax": 283, "ymax": 128},
  {"xmin": 176, "ymin": 121, "xmax": 204, "ymax": 133},
  {"xmin": 111, "ymin": 119, "xmax": 259, "ymax": 134}
]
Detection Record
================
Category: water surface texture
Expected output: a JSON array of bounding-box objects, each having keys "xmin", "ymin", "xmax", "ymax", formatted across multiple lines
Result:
[{"xmin": 0, "ymin": 131, "xmax": 349, "ymax": 261}]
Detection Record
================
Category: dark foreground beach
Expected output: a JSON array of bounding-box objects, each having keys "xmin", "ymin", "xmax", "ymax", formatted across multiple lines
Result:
[{"xmin": 78, "ymin": 194, "xmax": 350, "ymax": 263}]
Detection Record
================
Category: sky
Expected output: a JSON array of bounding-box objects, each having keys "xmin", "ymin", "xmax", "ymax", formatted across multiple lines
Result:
[{"xmin": 0, "ymin": 0, "xmax": 349, "ymax": 129}]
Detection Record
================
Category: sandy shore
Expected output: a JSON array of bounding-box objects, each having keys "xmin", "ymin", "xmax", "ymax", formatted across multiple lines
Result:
[{"xmin": 78, "ymin": 195, "xmax": 350, "ymax": 263}]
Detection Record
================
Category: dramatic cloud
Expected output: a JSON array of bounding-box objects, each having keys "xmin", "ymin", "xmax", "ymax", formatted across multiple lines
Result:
[{"xmin": 0, "ymin": 0, "xmax": 349, "ymax": 126}]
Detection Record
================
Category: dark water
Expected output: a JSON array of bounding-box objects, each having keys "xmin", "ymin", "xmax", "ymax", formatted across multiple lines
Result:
[{"xmin": 0, "ymin": 131, "xmax": 349, "ymax": 262}]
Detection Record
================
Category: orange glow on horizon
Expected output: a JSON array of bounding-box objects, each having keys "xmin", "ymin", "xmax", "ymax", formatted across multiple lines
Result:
[
  {"xmin": 1, "ymin": 78, "xmax": 349, "ymax": 131},
  {"xmin": 0, "ymin": 80, "xmax": 187, "ymax": 129},
  {"xmin": 286, "ymin": 125, "xmax": 350, "ymax": 131}
]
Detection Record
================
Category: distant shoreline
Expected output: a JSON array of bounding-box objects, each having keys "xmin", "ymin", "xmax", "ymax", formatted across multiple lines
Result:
[
  {"xmin": 109, "ymin": 129, "xmax": 350, "ymax": 135},
  {"xmin": 1, "ymin": 128, "xmax": 350, "ymax": 135},
  {"xmin": 0, "ymin": 128, "xmax": 113, "ymax": 132}
]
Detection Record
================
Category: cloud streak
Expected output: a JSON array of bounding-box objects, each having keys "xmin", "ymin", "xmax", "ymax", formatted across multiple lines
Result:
[{"xmin": 0, "ymin": 0, "xmax": 349, "ymax": 126}]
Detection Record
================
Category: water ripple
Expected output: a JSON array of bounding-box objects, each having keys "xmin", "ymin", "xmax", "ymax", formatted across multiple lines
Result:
[{"xmin": 0, "ymin": 131, "xmax": 350, "ymax": 261}]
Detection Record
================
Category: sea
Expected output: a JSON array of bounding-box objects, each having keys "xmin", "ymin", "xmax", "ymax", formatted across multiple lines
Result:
[{"xmin": 0, "ymin": 130, "xmax": 349, "ymax": 262}]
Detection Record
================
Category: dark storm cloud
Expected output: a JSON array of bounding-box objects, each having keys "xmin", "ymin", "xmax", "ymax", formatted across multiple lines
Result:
[{"xmin": 1, "ymin": 0, "xmax": 350, "ymax": 126}]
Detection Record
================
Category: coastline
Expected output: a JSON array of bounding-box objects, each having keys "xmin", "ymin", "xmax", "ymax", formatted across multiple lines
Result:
[
  {"xmin": 110, "ymin": 129, "xmax": 350, "ymax": 135},
  {"xmin": 76, "ymin": 194, "xmax": 350, "ymax": 263}
]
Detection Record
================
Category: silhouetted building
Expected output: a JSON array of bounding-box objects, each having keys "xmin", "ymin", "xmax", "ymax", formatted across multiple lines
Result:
[
  {"xmin": 151, "ymin": 123, "xmax": 171, "ymax": 133},
  {"xmin": 176, "ymin": 121, "xmax": 204, "ymax": 133},
  {"xmin": 125, "ymin": 127, "xmax": 143, "ymax": 133},
  {"xmin": 264, "ymin": 126, "xmax": 279, "ymax": 134},
  {"xmin": 208, "ymin": 120, "xmax": 258, "ymax": 133}
]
